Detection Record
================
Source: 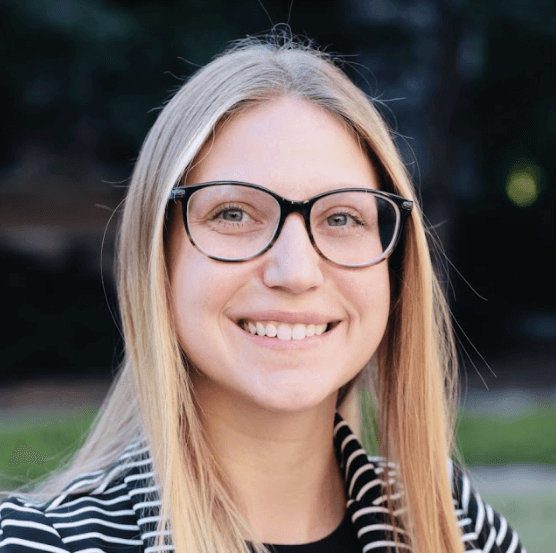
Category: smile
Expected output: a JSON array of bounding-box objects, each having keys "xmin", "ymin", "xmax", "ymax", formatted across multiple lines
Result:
[{"xmin": 239, "ymin": 320, "xmax": 338, "ymax": 340}]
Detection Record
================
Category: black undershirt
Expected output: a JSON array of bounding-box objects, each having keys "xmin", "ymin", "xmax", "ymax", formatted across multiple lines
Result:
[{"xmin": 250, "ymin": 512, "xmax": 361, "ymax": 553}]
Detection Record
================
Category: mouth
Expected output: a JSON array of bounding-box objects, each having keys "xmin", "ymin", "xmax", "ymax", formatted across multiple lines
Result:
[{"xmin": 237, "ymin": 319, "xmax": 341, "ymax": 341}]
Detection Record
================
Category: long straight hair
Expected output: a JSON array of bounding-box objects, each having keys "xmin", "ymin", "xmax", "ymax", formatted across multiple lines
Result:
[{"xmin": 34, "ymin": 35, "xmax": 463, "ymax": 553}]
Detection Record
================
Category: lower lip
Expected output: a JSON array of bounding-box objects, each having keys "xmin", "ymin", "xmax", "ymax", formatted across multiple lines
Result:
[{"xmin": 231, "ymin": 321, "xmax": 340, "ymax": 350}]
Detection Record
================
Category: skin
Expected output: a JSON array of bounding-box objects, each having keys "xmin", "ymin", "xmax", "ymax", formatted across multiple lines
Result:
[{"xmin": 167, "ymin": 96, "xmax": 390, "ymax": 544}]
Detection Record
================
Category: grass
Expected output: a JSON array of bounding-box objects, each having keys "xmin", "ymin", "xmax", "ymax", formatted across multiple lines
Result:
[
  {"xmin": 1, "ymin": 406, "xmax": 555, "ymax": 491},
  {"xmin": 0, "ymin": 410, "xmax": 97, "ymax": 491},
  {"xmin": 455, "ymin": 406, "xmax": 556, "ymax": 465}
]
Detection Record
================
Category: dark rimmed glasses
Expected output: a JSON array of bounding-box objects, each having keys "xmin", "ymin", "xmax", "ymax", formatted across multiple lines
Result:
[{"xmin": 169, "ymin": 181, "xmax": 413, "ymax": 268}]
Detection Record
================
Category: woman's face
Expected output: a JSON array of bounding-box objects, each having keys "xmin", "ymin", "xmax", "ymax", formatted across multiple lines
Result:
[{"xmin": 167, "ymin": 97, "xmax": 390, "ymax": 414}]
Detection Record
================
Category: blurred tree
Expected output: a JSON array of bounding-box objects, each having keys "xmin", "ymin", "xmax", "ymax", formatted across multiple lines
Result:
[
  {"xmin": 0, "ymin": 0, "xmax": 553, "ymax": 379},
  {"xmin": 452, "ymin": 0, "xmax": 555, "ymax": 355}
]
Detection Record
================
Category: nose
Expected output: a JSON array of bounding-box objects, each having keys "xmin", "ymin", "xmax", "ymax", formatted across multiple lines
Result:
[{"xmin": 262, "ymin": 214, "xmax": 324, "ymax": 293}]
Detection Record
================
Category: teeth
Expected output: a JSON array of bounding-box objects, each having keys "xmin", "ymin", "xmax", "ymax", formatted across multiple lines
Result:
[
  {"xmin": 291, "ymin": 323, "xmax": 305, "ymax": 340},
  {"xmin": 277, "ymin": 324, "xmax": 292, "ymax": 340},
  {"xmin": 315, "ymin": 323, "xmax": 327, "ymax": 336},
  {"xmin": 243, "ymin": 320, "xmax": 331, "ymax": 340}
]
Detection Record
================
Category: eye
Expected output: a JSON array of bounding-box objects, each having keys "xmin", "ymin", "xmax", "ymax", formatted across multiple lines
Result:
[
  {"xmin": 219, "ymin": 208, "xmax": 248, "ymax": 222},
  {"xmin": 327, "ymin": 213, "xmax": 348, "ymax": 226},
  {"xmin": 326, "ymin": 212, "xmax": 365, "ymax": 227},
  {"xmin": 210, "ymin": 206, "xmax": 254, "ymax": 223}
]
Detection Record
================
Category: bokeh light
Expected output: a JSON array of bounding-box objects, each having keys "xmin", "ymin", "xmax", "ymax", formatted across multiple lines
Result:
[{"xmin": 506, "ymin": 161, "xmax": 542, "ymax": 208}]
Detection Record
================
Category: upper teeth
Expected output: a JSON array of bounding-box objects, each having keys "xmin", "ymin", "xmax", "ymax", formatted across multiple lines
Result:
[{"xmin": 244, "ymin": 321, "xmax": 328, "ymax": 340}]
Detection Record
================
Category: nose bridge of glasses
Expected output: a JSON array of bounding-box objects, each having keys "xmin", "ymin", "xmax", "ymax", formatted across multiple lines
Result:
[{"xmin": 273, "ymin": 198, "xmax": 315, "ymax": 246}]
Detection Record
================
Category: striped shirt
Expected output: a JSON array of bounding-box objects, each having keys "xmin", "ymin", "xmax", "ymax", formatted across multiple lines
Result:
[{"xmin": 0, "ymin": 414, "xmax": 524, "ymax": 553}]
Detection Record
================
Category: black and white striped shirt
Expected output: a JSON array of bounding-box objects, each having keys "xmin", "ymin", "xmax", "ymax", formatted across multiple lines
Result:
[{"xmin": 0, "ymin": 414, "xmax": 524, "ymax": 553}]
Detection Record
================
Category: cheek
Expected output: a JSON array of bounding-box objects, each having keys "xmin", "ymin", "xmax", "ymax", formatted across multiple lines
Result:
[
  {"xmin": 170, "ymin": 244, "xmax": 249, "ymax": 349},
  {"xmin": 343, "ymin": 264, "xmax": 390, "ymax": 333},
  {"xmin": 168, "ymin": 216, "xmax": 227, "ymax": 322},
  {"xmin": 172, "ymin": 253, "xmax": 224, "ymax": 330},
  {"xmin": 171, "ymin": 253, "xmax": 227, "ymax": 373}
]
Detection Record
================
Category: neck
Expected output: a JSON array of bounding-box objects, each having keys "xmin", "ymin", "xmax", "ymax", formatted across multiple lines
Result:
[{"xmin": 195, "ymin": 390, "xmax": 346, "ymax": 545}]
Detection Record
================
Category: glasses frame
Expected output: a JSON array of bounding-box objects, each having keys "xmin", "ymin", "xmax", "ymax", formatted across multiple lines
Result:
[{"xmin": 168, "ymin": 181, "xmax": 413, "ymax": 268}]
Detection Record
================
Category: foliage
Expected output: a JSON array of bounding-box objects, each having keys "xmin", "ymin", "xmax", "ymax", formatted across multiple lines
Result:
[{"xmin": 1, "ymin": 0, "xmax": 554, "ymax": 376}]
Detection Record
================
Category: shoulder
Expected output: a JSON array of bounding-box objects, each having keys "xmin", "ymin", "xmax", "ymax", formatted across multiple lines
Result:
[
  {"xmin": 0, "ymin": 440, "xmax": 154, "ymax": 553},
  {"xmin": 0, "ymin": 493, "xmax": 67, "ymax": 553},
  {"xmin": 448, "ymin": 460, "xmax": 526, "ymax": 553},
  {"xmin": 361, "ymin": 456, "xmax": 526, "ymax": 553}
]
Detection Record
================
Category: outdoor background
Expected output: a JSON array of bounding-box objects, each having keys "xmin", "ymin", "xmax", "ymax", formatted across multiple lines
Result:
[{"xmin": 1, "ymin": 0, "xmax": 554, "ymax": 551}]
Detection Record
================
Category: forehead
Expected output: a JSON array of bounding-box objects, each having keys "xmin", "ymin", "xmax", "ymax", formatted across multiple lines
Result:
[{"xmin": 186, "ymin": 96, "xmax": 379, "ymax": 200}]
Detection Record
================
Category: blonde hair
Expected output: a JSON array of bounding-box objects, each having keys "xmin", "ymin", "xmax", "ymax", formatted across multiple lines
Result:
[{"xmin": 34, "ymin": 35, "xmax": 463, "ymax": 553}]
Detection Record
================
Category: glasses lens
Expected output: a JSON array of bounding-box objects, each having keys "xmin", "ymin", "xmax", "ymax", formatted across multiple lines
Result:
[
  {"xmin": 187, "ymin": 184, "xmax": 280, "ymax": 260},
  {"xmin": 311, "ymin": 191, "xmax": 399, "ymax": 267}
]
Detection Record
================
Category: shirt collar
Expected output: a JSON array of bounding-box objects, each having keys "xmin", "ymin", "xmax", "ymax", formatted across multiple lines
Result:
[
  {"xmin": 333, "ymin": 413, "xmax": 407, "ymax": 552},
  {"xmin": 117, "ymin": 413, "xmax": 403, "ymax": 552}
]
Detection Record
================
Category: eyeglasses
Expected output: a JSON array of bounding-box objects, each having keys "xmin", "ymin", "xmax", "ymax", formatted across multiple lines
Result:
[{"xmin": 169, "ymin": 181, "xmax": 413, "ymax": 268}]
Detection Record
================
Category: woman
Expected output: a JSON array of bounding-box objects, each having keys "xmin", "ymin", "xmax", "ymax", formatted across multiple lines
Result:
[{"xmin": 0, "ymin": 36, "xmax": 524, "ymax": 553}]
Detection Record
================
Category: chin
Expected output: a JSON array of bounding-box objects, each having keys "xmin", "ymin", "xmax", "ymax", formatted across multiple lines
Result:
[{"xmin": 245, "ymin": 381, "xmax": 339, "ymax": 414}]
